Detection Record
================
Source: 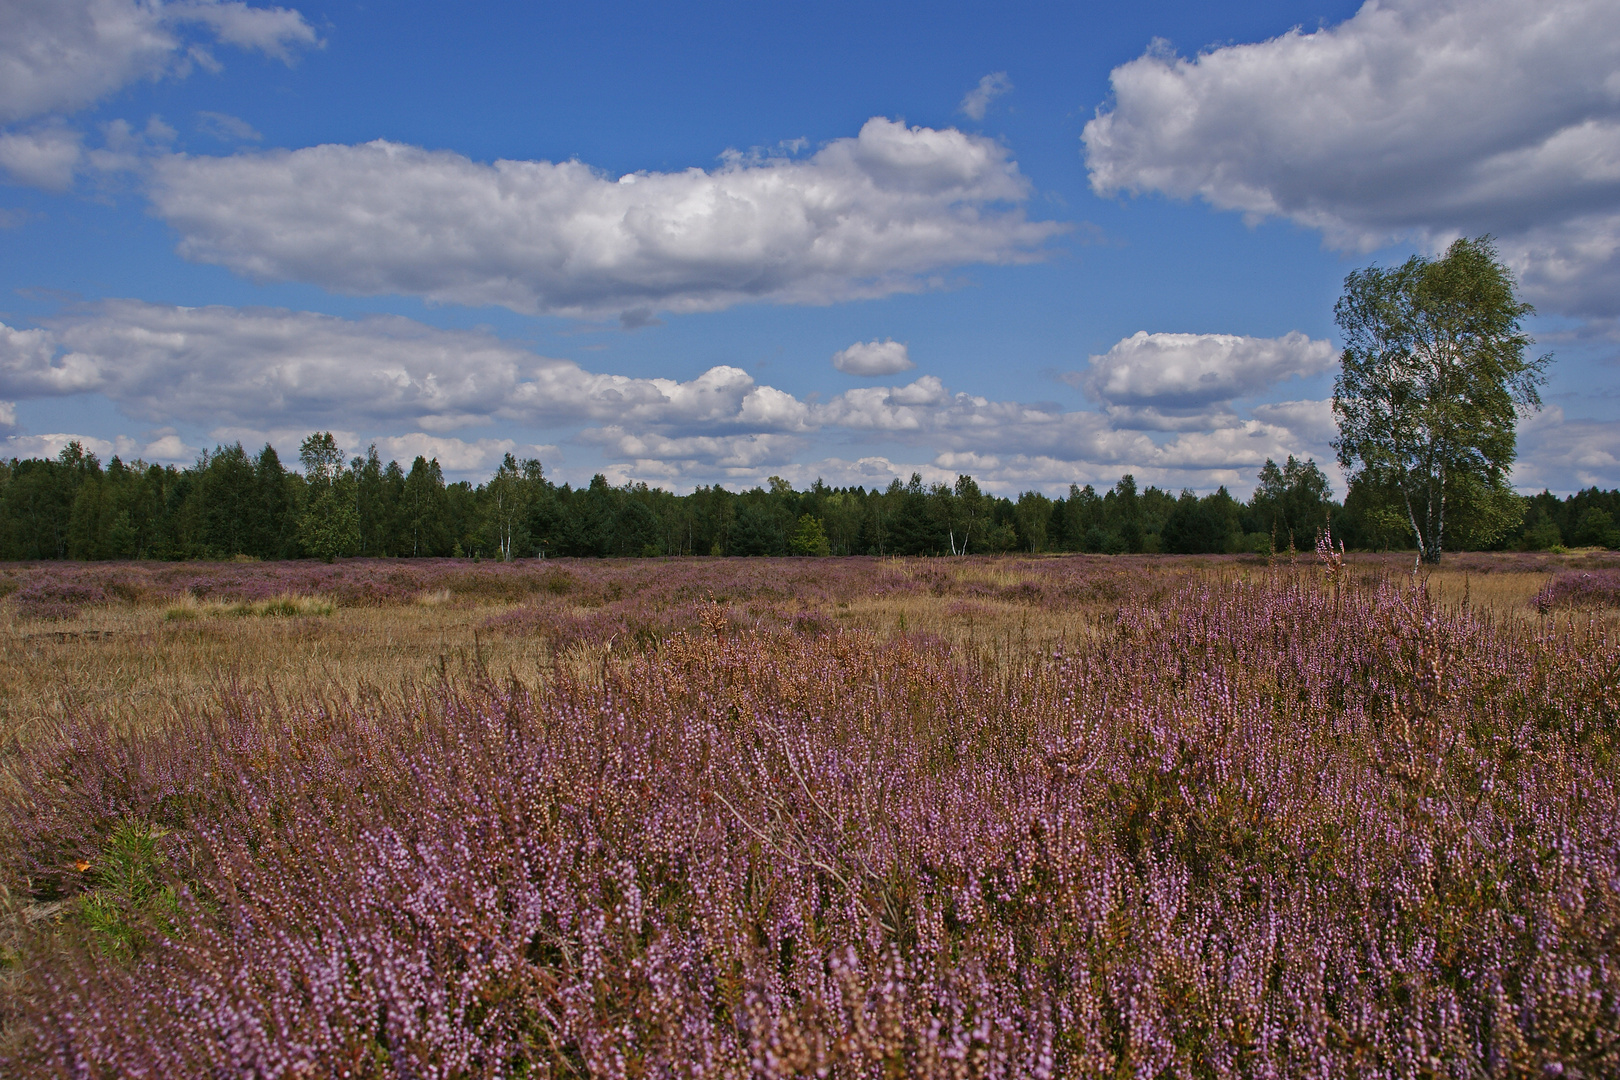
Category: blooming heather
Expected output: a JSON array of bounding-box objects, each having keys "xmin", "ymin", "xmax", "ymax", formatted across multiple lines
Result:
[
  {"xmin": 1533, "ymin": 569, "xmax": 1620, "ymax": 613},
  {"xmin": 1, "ymin": 570, "xmax": 1617, "ymax": 1076}
]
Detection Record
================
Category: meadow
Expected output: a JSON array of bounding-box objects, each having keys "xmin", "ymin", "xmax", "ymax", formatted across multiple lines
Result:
[{"xmin": 0, "ymin": 549, "xmax": 1616, "ymax": 1077}]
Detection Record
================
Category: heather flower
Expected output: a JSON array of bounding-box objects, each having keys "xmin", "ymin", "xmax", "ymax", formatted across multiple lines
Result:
[{"xmin": 0, "ymin": 565, "xmax": 1615, "ymax": 1076}]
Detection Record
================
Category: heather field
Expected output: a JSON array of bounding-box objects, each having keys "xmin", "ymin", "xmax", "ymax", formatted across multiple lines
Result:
[{"xmin": 0, "ymin": 552, "xmax": 1617, "ymax": 1077}]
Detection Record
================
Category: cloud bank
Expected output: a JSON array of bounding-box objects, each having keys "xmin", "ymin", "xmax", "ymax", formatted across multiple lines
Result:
[
  {"xmin": 0, "ymin": 302, "xmax": 1367, "ymax": 491},
  {"xmin": 1083, "ymin": 0, "xmax": 1620, "ymax": 316},
  {"xmin": 0, "ymin": 0, "xmax": 318, "ymax": 125},
  {"xmin": 1071, "ymin": 330, "xmax": 1336, "ymax": 430},
  {"xmin": 0, "ymin": 301, "xmax": 816, "ymax": 442},
  {"xmin": 147, "ymin": 118, "xmax": 1064, "ymax": 320}
]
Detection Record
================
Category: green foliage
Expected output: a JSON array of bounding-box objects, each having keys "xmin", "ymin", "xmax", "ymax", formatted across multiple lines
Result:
[
  {"xmin": 1012, "ymin": 491, "xmax": 1051, "ymax": 553},
  {"xmin": 483, "ymin": 453, "xmax": 546, "ymax": 559},
  {"xmin": 298, "ymin": 431, "xmax": 345, "ymax": 486},
  {"xmin": 74, "ymin": 821, "xmax": 180, "ymax": 959},
  {"xmin": 730, "ymin": 499, "xmax": 788, "ymax": 556},
  {"xmin": 1333, "ymin": 236, "xmax": 1549, "ymax": 563},
  {"xmin": 1572, "ymin": 506, "xmax": 1620, "ymax": 549},
  {"xmin": 1162, "ymin": 487, "xmax": 1241, "ymax": 554},
  {"xmin": 1250, "ymin": 455, "xmax": 1333, "ymax": 551},
  {"xmin": 402, "ymin": 455, "xmax": 451, "ymax": 556},
  {"xmin": 298, "ymin": 482, "xmax": 360, "ymax": 562},
  {"xmin": 7, "ymin": 429, "xmax": 1620, "ymax": 562},
  {"xmin": 788, "ymin": 514, "xmax": 831, "ymax": 556}
]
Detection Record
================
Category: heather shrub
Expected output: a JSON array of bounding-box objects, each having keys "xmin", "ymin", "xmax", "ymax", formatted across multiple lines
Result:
[
  {"xmin": 12, "ymin": 578, "xmax": 110, "ymax": 620},
  {"xmin": 1533, "ymin": 569, "xmax": 1620, "ymax": 612},
  {"xmin": 539, "ymin": 568, "xmax": 574, "ymax": 595},
  {"xmin": 444, "ymin": 567, "xmax": 542, "ymax": 603},
  {"xmin": 2, "ymin": 571, "xmax": 1616, "ymax": 1076}
]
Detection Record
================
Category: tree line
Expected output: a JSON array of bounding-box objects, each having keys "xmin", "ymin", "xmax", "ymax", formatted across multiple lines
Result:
[
  {"xmin": 0, "ymin": 236, "xmax": 1599, "ymax": 563},
  {"xmin": 1, "ymin": 433, "xmax": 1612, "ymax": 562}
]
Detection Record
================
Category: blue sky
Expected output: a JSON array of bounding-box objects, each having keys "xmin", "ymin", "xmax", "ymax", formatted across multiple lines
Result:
[{"xmin": 1, "ymin": 0, "xmax": 1615, "ymax": 496}]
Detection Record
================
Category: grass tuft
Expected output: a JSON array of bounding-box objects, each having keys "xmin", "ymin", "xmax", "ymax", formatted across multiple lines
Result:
[{"xmin": 164, "ymin": 593, "xmax": 334, "ymax": 620}]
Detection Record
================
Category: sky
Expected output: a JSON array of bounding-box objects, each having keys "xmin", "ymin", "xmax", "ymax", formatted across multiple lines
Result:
[{"xmin": 0, "ymin": 0, "xmax": 1616, "ymax": 498}]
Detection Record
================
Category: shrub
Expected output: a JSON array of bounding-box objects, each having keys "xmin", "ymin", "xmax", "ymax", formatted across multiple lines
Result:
[
  {"xmin": 1532, "ymin": 569, "xmax": 1620, "ymax": 612},
  {"xmin": 2, "ymin": 574, "xmax": 1616, "ymax": 1075}
]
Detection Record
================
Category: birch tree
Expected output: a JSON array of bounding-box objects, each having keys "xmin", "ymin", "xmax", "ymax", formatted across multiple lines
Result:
[{"xmin": 1332, "ymin": 237, "xmax": 1548, "ymax": 565}]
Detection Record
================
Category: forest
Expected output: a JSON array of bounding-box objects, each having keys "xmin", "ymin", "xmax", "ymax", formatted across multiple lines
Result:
[{"xmin": 1, "ymin": 437, "xmax": 1616, "ymax": 561}]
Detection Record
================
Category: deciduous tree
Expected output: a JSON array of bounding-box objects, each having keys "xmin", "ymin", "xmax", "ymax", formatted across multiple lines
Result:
[{"xmin": 1333, "ymin": 236, "xmax": 1548, "ymax": 564}]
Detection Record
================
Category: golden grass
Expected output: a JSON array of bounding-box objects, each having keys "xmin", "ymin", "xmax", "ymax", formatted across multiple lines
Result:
[
  {"xmin": 162, "ymin": 592, "xmax": 336, "ymax": 621},
  {"xmin": 0, "ymin": 552, "xmax": 1608, "ymax": 750},
  {"xmin": 1423, "ymin": 570, "xmax": 1552, "ymax": 620},
  {"xmin": 0, "ymin": 603, "xmax": 549, "ymax": 748}
]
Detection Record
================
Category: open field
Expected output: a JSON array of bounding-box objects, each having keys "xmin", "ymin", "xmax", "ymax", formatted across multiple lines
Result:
[
  {"xmin": 2, "ymin": 552, "xmax": 1618, "ymax": 1076},
  {"xmin": 2, "ymin": 551, "xmax": 1614, "ymax": 745}
]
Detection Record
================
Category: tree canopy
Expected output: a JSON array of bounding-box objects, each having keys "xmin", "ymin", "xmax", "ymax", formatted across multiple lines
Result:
[{"xmin": 1332, "ymin": 236, "xmax": 1549, "ymax": 564}]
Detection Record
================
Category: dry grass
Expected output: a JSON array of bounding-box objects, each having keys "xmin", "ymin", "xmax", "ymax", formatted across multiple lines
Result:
[
  {"xmin": 0, "ymin": 603, "xmax": 550, "ymax": 748},
  {"xmin": 1423, "ymin": 569, "xmax": 1550, "ymax": 619},
  {"xmin": 0, "ymin": 552, "xmax": 1608, "ymax": 752},
  {"xmin": 162, "ymin": 592, "xmax": 336, "ymax": 620}
]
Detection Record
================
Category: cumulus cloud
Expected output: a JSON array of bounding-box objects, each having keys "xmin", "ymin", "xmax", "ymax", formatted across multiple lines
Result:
[
  {"xmin": 815, "ymin": 376, "xmax": 1160, "ymax": 467},
  {"xmin": 168, "ymin": 0, "xmax": 316, "ymax": 60},
  {"xmin": 831, "ymin": 338, "xmax": 914, "ymax": 376},
  {"xmin": 1083, "ymin": 0, "xmax": 1620, "ymax": 316},
  {"xmin": 0, "ymin": 0, "xmax": 318, "ymax": 126},
  {"xmin": 0, "ymin": 430, "xmax": 185, "ymax": 461},
  {"xmin": 0, "ymin": 127, "xmax": 82, "ymax": 189},
  {"xmin": 2, "ymin": 432, "xmax": 111, "ymax": 460},
  {"xmin": 141, "ymin": 432, "xmax": 197, "ymax": 460},
  {"xmin": 1070, "ymin": 330, "xmax": 1336, "ymax": 429},
  {"xmin": 371, "ymin": 434, "xmax": 557, "ymax": 474},
  {"xmin": 0, "ymin": 319, "xmax": 102, "ymax": 393},
  {"xmin": 147, "ymin": 117, "xmax": 1064, "ymax": 319},
  {"xmin": 1248, "ymin": 398, "xmax": 1337, "ymax": 449},
  {"xmin": 0, "ymin": 301, "xmax": 816, "ymax": 441},
  {"xmin": 959, "ymin": 72, "xmax": 1013, "ymax": 121},
  {"xmin": 580, "ymin": 429, "xmax": 806, "ymax": 473},
  {"xmin": 1511, "ymin": 406, "xmax": 1620, "ymax": 491},
  {"xmin": 0, "ymin": 300, "xmax": 1354, "ymax": 491}
]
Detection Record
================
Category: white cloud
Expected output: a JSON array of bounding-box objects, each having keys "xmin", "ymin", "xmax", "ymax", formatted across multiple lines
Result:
[
  {"xmin": 167, "ymin": 0, "xmax": 316, "ymax": 60},
  {"xmin": 1072, "ymin": 331, "xmax": 1336, "ymax": 428},
  {"xmin": 0, "ymin": 0, "xmax": 318, "ymax": 125},
  {"xmin": 195, "ymin": 109, "xmax": 260, "ymax": 142},
  {"xmin": 0, "ymin": 320, "xmax": 101, "ymax": 392},
  {"xmin": 581, "ymin": 428, "xmax": 805, "ymax": 471},
  {"xmin": 1512, "ymin": 406, "xmax": 1620, "ymax": 492},
  {"xmin": 2, "ymin": 432, "xmax": 117, "ymax": 460},
  {"xmin": 0, "ymin": 301, "xmax": 816, "ymax": 440},
  {"xmin": 0, "ymin": 301, "xmax": 1364, "ymax": 490},
  {"xmin": 141, "ymin": 432, "xmax": 197, "ymax": 460},
  {"xmin": 83, "ymin": 113, "xmax": 176, "ymax": 174},
  {"xmin": 831, "ymin": 338, "xmax": 914, "ymax": 376},
  {"xmin": 0, "ymin": 400, "xmax": 15, "ymax": 431},
  {"xmin": 1248, "ymin": 398, "xmax": 1337, "ymax": 449},
  {"xmin": 1083, "ymin": 0, "xmax": 1620, "ymax": 316},
  {"xmin": 0, "ymin": 430, "xmax": 191, "ymax": 463},
  {"xmin": 147, "ymin": 117, "xmax": 1064, "ymax": 319},
  {"xmin": 959, "ymin": 72, "xmax": 1013, "ymax": 121},
  {"xmin": 0, "ymin": 127, "xmax": 82, "ymax": 189},
  {"xmin": 814, "ymin": 375, "xmax": 949, "ymax": 430},
  {"xmin": 371, "ymin": 434, "xmax": 540, "ymax": 473}
]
